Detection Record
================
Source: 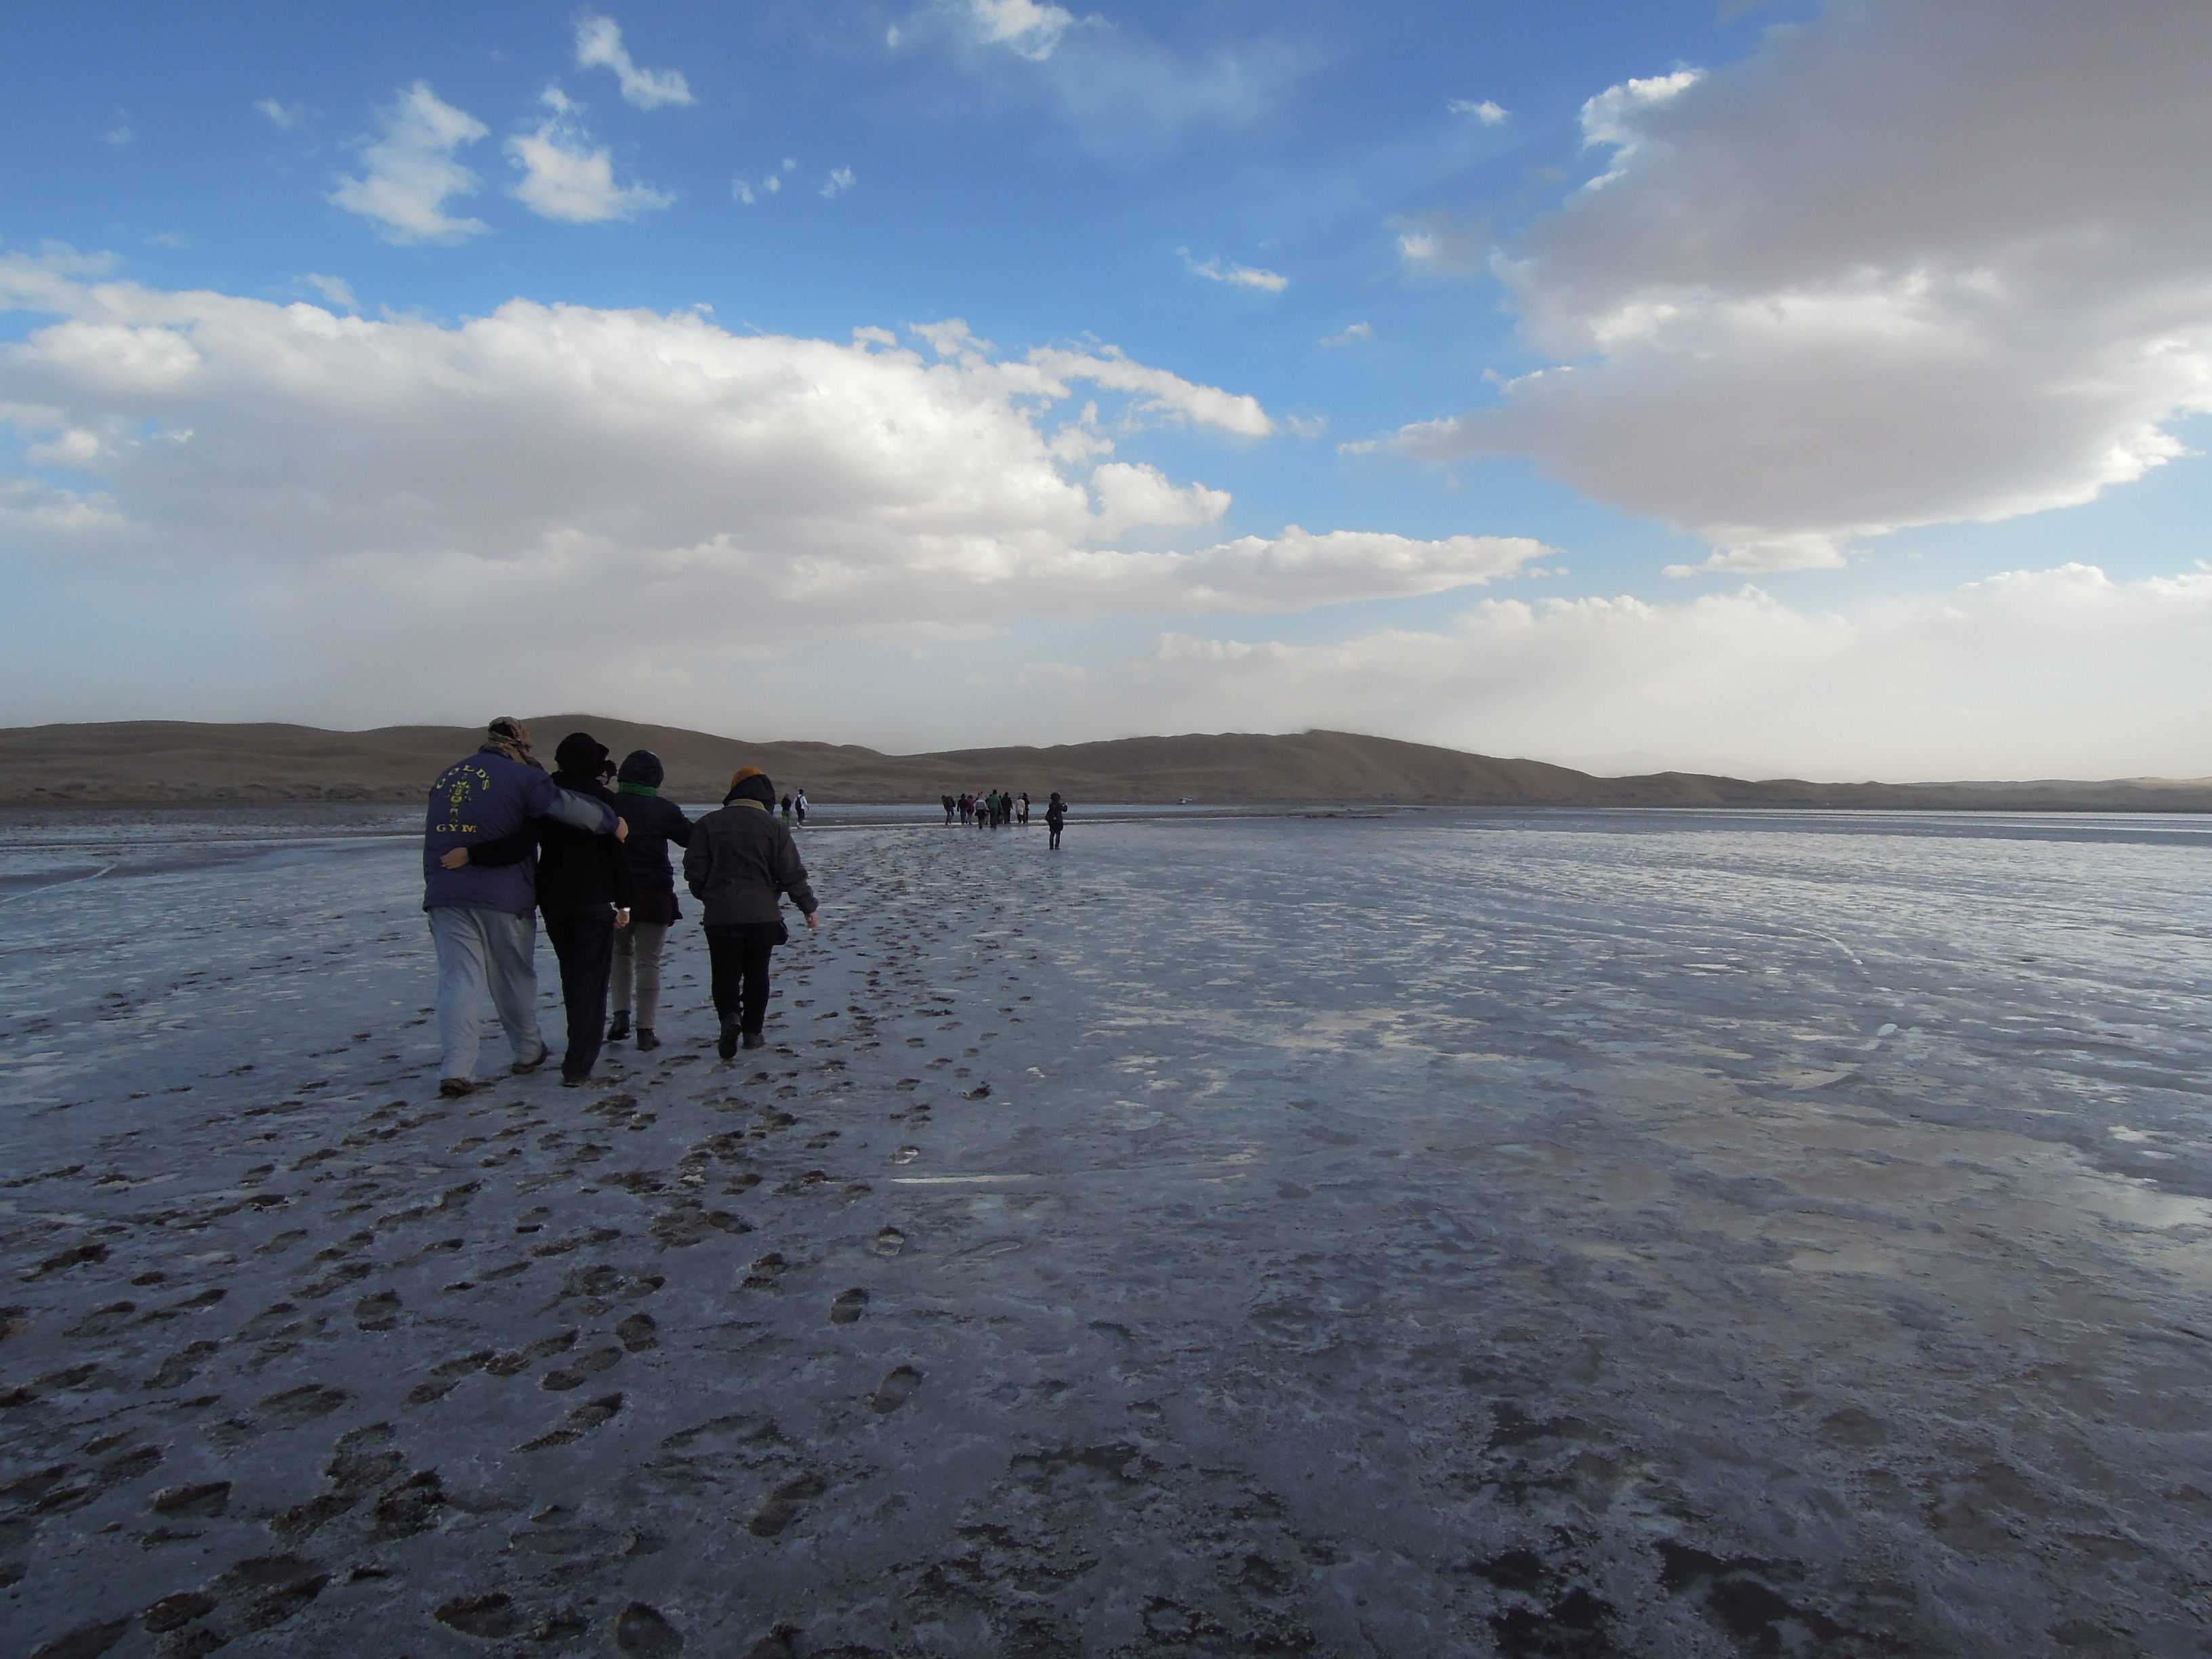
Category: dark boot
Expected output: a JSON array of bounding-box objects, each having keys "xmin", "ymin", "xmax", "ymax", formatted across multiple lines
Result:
[
  {"xmin": 718, "ymin": 1014, "xmax": 741, "ymax": 1061},
  {"xmin": 607, "ymin": 1010, "xmax": 631, "ymax": 1043},
  {"xmin": 636, "ymin": 1028, "xmax": 661, "ymax": 1052},
  {"xmin": 741, "ymin": 1029, "xmax": 766, "ymax": 1050}
]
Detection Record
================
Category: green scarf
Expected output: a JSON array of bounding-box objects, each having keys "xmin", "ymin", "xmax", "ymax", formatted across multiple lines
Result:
[{"xmin": 617, "ymin": 782, "xmax": 658, "ymax": 796}]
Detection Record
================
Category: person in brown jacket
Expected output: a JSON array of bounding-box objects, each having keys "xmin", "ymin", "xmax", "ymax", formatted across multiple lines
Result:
[{"xmin": 682, "ymin": 766, "xmax": 819, "ymax": 1057}]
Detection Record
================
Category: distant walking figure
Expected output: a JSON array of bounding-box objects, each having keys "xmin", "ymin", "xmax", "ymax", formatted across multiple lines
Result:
[
  {"xmin": 1019, "ymin": 791, "xmax": 1031, "ymax": 825},
  {"xmin": 1046, "ymin": 791, "xmax": 1067, "ymax": 850},
  {"xmin": 794, "ymin": 788, "xmax": 809, "ymax": 826},
  {"xmin": 423, "ymin": 716, "xmax": 622, "ymax": 1097},
  {"xmin": 779, "ymin": 793, "xmax": 794, "ymax": 823},
  {"xmin": 943, "ymin": 794, "xmax": 956, "ymax": 825},
  {"xmin": 608, "ymin": 749, "xmax": 692, "ymax": 1054},
  {"xmin": 686, "ymin": 767, "xmax": 820, "ymax": 1057}
]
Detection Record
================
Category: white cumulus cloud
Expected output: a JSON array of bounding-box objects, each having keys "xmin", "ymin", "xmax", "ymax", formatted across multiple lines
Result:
[
  {"xmin": 1448, "ymin": 98, "xmax": 1508, "ymax": 125},
  {"xmin": 508, "ymin": 89, "xmax": 672, "ymax": 223},
  {"xmin": 1322, "ymin": 323, "xmax": 1374, "ymax": 348},
  {"xmin": 1404, "ymin": 0, "xmax": 2212, "ymax": 575},
  {"xmin": 0, "ymin": 260, "xmax": 1532, "ymax": 728},
  {"xmin": 574, "ymin": 15, "xmax": 695, "ymax": 108},
  {"xmin": 303, "ymin": 274, "xmax": 357, "ymax": 310},
  {"xmin": 329, "ymin": 83, "xmax": 489, "ymax": 243},
  {"xmin": 1183, "ymin": 253, "xmax": 1288, "ymax": 293},
  {"xmin": 970, "ymin": 0, "xmax": 1078, "ymax": 60}
]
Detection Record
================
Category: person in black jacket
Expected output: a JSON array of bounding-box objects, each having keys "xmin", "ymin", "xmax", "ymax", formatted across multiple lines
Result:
[
  {"xmin": 464, "ymin": 732, "xmax": 633, "ymax": 1085},
  {"xmin": 1046, "ymin": 791, "xmax": 1067, "ymax": 850},
  {"xmin": 608, "ymin": 749, "xmax": 692, "ymax": 1052},
  {"xmin": 684, "ymin": 766, "xmax": 819, "ymax": 1057}
]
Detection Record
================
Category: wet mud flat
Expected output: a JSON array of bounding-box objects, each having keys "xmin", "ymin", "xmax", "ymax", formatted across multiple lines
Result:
[{"xmin": 1, "ymin": 808, "xmax": 2209, "ymax": 1657}]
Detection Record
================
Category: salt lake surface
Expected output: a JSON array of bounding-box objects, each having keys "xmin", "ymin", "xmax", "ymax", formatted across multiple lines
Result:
[{"xmin": 1, "ymin": 805, "xmax": 2208, "ymax": 1658}]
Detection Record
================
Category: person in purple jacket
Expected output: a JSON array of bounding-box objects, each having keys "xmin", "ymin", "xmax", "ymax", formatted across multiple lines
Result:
[{"xmin": 422, "ymin": 716, "xmax": 623, "ymax": 1097}]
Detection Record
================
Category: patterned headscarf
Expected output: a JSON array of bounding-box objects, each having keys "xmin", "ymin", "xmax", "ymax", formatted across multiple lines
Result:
[{"xmin": 485, "ymin": 716, "xmax": 535, "ymax": 766}]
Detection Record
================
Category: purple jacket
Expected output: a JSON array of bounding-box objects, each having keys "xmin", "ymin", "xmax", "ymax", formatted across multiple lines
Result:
[{"xmin": 422, "ymin": 744, "xmax": 615, "ymax": 916}]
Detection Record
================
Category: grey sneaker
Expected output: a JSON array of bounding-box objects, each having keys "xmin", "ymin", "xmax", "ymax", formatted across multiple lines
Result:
[
  {"xmin": 438, "ymin": 1077, "xmax": 478, "ymax": 1099},
  {"xmin": 511, "ymin": 1044, "xmax": 549, "ymax": 1075}
]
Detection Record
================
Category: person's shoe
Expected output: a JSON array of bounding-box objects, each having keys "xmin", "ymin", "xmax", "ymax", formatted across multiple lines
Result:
[
  {"xmin": 510, "ymin": 1044, "xmax": 549, "ymax": 1075},
  {"xmin": 636, "ymin": 1028, "xmax": 661, "ymax": 1052},
  {"xmin": 718, "ymin": 1016, "xmax": 741, "ymax": 1061},
  {"xmin": 741, "ymin": 1029, "xmax": 766, "ymax": 1051},
  {"xmin": 606, "ymin": 1011, "xmax": 631, "ymax": 1044},
  {"xmin": 437, "ymin": 1076, "xmax": 478, "ymax": 1099},
  {"xmin": 560, "ymin": 1072, "xmax": 590, "ymax": 1088}
]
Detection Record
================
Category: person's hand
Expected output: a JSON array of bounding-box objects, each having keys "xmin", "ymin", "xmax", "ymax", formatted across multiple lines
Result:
[
  {"xmin": 804, "ymin": 910, "xmax": 821, "ymax": 931},
  {"xmin": 614, "ymin": 817, "xmax": 630, "ymax": 841},
  {"xmin": 614, "ymin": 908, "xmax": 632, "ymax": 928},
  {"xmin": 439, "ymin": 846, "xmax": 470, "ymax": 869}
]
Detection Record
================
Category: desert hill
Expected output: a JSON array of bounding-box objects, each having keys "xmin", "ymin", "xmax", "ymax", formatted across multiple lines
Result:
[{"xmin": 0, "ymin": 718, "xmax": 2206, "ymax": 813}]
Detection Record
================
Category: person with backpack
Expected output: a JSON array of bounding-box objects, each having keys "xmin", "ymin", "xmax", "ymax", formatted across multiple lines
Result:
[
  {"xmin": 684, "ymin": 767, "xmax": 820, "ymax": 1057},
  {"xmin": 447, "ymin": 731, "xmax": 633, "ymax": 1087},
  {"xmin": 1046, "ymin": 791, "xmax": 1067, "ymax": 850},
  {"xmin": 607, "ymin": 749, "xmax": 692, "ymax": 1054},
  {"xmin": 423, "ymin": 716, "xmax": 623, "ymax": 1098}
]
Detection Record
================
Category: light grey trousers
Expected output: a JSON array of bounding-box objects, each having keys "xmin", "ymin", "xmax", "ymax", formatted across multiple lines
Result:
[
  {"xmin": 428, "ymin": 905, "xmax": 544, "ymax": 1082},
  {"xmin": 611, "ymin": 918, "xmax": 670, "ymax": 1027}
]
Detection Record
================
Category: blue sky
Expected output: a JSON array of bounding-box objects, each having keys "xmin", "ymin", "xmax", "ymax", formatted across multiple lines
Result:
[{"xmin": 3, "ymin": 0, "xmax": 2209, "ymax": 779}]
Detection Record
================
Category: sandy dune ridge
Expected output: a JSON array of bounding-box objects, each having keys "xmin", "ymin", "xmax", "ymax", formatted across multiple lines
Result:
[{"xmin": 2, "ymin": 719, "xmax": 2208, "ymax": 811}]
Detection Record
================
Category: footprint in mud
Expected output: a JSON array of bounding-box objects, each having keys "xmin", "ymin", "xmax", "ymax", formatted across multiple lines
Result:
[
  {"xmin": 616, "ymin": 1313, "xmax": 659, "ymax": 1352},
  {"xmin": 258, "ymin": 1385, "xmax": 349, "ymax": 1428},
  {"xmin": 867, "ymin": 1366, "xmax": 922, "ymax": 1414},
  {"xmin": 830, "ymin": 1289, "xmax": 868, "ymax": 1325},
  {"xmin": 539, "ymin": 1347, "xmax": 623, "ymax": 1391},
  {"xmin": 872, "ymin": 1228, "xmax": 905, "ymax": 1258},
  {"xmin": 65, "ymin": 1303, "xmax": 137, "ymax": 1339},
  {"xmin": 1654, "ymin": 1540, "xmax": 1856, "ymax": 1652},
  {"xmin": 213, "ymin": 1552, "xmax": 331, "ymax": 1633},
  {"xmin": 435, "ymin": 1593, "xmax": 523, "ymax": 1639},
  {"xmin": 29, "ymin": 1616, "xmax": 131, "ymax": 1659},
  {"xmin": 352, "ymin": 1290, "xmax": 401, "ymax": 1332},
  {"xmin": 499, "ymin": 1329, "xmax": 579, "ymax": 1370},
  {"xmin": 152, "ymin": 1481, "xmax": 231, "ymax": 1518},
  {"xmin": 145, "ymin": 1340, "xmax": 222, "ymax": 1391},
  {"xmin": 405, "ymin": 1349, "xmax": 498, "ymax": 1406},
  {"xmin": 144, "ymin": 1589, "xmax": 218, "ymax": 1631},
  {"xmin": 616, "ymin": 1600, "xmax": 684, "ymax": 1656},
  {"xmin": 888, "ymin": 1147, "xmax": 920, "ymax": 1165},
  {"xmin": 253, "ymin": 1229, "xmax": 308, "ymax": 1258},
  {"xmin": 746, "ymin": 1475, "xmax": 828, "ymax": 1538},
  {"xmin": 519, "ymin": 1393, "xmax": 623, "ymax": 1452},
  {"xmin": 739, "ymin": 1254, "xmax": 787, "ymax": 1290},
  {"xmin": 26, "ymin": 1242, "xmax": 110, "ymax": 1281},
  {"xmin": 371, "ymin": 1470, "xmax": 447, "ymax": 1540}
]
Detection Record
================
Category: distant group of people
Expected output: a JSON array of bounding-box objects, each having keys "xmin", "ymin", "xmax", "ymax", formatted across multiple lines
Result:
[
  {"xmin": 946, "ymin": 789, "xmax": 1024, "ymax": 827},
  {"xmin": 422, "ymin": 718, "xmax": 819, "ymax": 1095},
  {"xmin": 943, "ymin": 788, "xmax": 1067, "ymax": 846}
]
